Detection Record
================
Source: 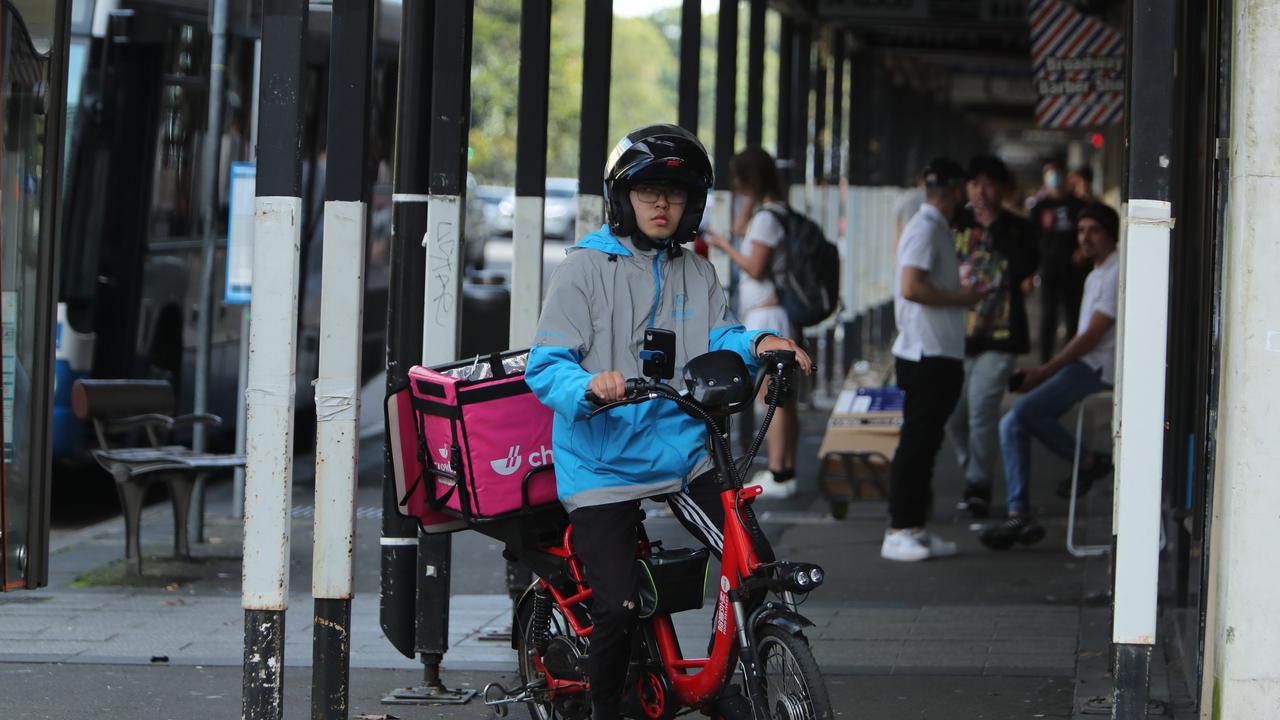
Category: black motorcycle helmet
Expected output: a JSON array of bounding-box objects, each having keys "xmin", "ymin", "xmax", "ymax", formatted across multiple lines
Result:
[{"xmin": 603, "ymin": 124, "xmax": 714, "ymax": 247}]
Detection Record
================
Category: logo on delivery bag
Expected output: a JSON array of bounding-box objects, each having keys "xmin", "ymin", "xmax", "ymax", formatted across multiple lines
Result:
[{"xmin": 489, "ymin": 445, "xmax": 553, "ymax": 477}]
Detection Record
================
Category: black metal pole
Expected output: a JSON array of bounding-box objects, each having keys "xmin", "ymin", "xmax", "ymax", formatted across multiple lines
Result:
[
  {"xmin": 776, "ymin": 15, "xmax": 793, "ymax": 184},
  {"xmin": 829, "ymin": 33, "xmax": 845, "ymax": 185},
  {"xmin": 790, "ymin": 23, "xmax": 812, "ymax": 196},
  {"xmin": 745, "ymin": 0, "xmax": 766, "ymax": 147},
  {"xmin": 678, "ymin": 0, "xmax": 701, "ymax": 133},
  {"xmin": 506, "ymin": 0, "xmax": 552, "ymax": 601},
  {"xmin": 714, "ymin": 0, "xmax": 738, "ymax": 192},
  {"xmin": 1114, "ymin": 2, "xmax": 1176, "ymax": 717},
  {"xmin": 577, "ymin": 0, "xmax": 613, "ymax": 230},
  {"xmin": 381, "ymin": 0, "xmax": 433, "ymax": 667},
  {"xmin": 812, "ymin": 34, "xmax": 827, "ymax": 189},
  {"xmin": 516, "ymin": 0, "xmax": 552, "ymax": 201},
  {"xmin": 412, "ymin": 0, "xmax": 474, "ymax": 701},
  {"xmin": 311, "ymin": 0, "xmax": 374, "ymax": 718},
  {"xmin": 243, "ymin": 0, "xmax": 306, "ymax": 715},
  {"xmin": 847, "ymin": 51, "xmax": 869, "ymax": 186}
]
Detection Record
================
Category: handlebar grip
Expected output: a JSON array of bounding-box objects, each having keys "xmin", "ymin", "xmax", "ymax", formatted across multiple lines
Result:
[{"xmin": 585, "ymin": 378, "xmax": 650, "ymax": 406}]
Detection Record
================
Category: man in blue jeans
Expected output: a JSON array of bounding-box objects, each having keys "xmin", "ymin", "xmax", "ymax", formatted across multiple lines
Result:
[{"xmin": 981, "ymin": 202, "xmax": 1120, "ymax": 549}]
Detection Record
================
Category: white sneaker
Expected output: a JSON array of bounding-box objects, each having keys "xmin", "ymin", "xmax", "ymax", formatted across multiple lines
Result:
[
  {"xmin": 747, "ymin": 469, "xmax": 798, "ymax": 499},
  {"xmin": 880, "ymin": 529, "xmax": 930, "ymax": 562},
  {"xmin": 914, "ymin": 529, "xmax": 959, "ymax": 558}
]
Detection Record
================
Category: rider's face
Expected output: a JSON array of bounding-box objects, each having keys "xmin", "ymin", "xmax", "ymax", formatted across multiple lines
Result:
[{"xmin": 630, "ymin": 184, "xmax": 687, "ymax": 240}]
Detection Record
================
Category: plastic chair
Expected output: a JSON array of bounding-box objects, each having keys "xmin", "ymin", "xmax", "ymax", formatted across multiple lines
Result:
[{"xmin": 1067, "ymin": 391, "xmax": 1114, "ymax": 558}]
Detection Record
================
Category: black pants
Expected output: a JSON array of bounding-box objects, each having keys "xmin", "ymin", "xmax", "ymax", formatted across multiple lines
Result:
[
  {"xmin": 568, "ymin": 472, "xmax": 725, "ymax": 720},
  {"xmin": 889, "ymin": 356, "xmax": 965, "ymax": 529},
  {"xmin": 1039, "ymin": 266, "xmax": 1086, "ymax": 362}
]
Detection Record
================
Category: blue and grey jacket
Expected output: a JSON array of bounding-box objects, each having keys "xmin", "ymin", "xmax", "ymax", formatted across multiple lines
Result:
[{"xmin": 526, "ymin": 226, "xmax": 773, "ymax": 511}]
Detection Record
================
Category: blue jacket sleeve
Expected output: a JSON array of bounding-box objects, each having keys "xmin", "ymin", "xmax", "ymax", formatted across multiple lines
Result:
[
  {"xmin": 709, "ymin": 324, "xmax": 774, "ymax": 376},
  {"xmin": 527, "ymin": 345, "xmax": 594, "ymax": 421}
]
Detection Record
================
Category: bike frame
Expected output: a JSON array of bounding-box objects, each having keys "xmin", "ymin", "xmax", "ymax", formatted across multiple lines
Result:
[
  {"xmin": 517, "ymin": 351, "xmax": 803, "ymax": 715},
  {"xmin": 535, "ymin": 481, "xmax": 767, "ymax": 708}
]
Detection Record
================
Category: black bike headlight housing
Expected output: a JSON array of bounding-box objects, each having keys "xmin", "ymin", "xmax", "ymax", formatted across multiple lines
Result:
[{"xmin": 765, "ymin": 561, "xmax": 825, "ymax": 594}]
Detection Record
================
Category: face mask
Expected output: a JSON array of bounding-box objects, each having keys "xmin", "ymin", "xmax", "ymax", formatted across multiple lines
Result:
[{"xmin": 1044, "ymin": 170, "xmax": 1063, "ymax": 191}]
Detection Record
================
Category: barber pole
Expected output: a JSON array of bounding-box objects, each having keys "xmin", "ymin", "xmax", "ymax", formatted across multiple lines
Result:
[
  {"xmin": 310, "ymin": 0, "xmax": 374, "ymax": 717},
  {"xmin": 576, "ymin": 0, "xmax": 612, "ymax": 239},
  {"xmin": 241, "ymin": 0, "xmax": 306, "ymax": 716}
]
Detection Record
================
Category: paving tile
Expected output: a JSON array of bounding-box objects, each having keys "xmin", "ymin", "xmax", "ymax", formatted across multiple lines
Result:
[
  {"xmin": 810, "ymin": 639, "xmax": 902, "ymax": 667},
  {"xmin": 0, "ymin": 639, "xmax": 94, "ymax": 660},
  {"xmin": 987, "ymin": 636, "xmax": 1078, "ymax": 655},
  {"xmin": 907, "ymin": 622, "xmax": 997, "ymax": 640},
  {"xmin": 817, "ymin": 622, "xmax": 916, "ymax": 640}
]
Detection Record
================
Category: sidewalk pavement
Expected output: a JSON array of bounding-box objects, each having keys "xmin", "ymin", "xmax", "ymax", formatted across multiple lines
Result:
[{"xmin": 1, "ymin": 391, "xmax": 1151, "ymax": 719}]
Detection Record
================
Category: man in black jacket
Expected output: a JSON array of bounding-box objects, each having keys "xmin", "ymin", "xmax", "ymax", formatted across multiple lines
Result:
[{"xmin": 948, "ymin": 155, "xmax": 1040, "ymax": 518}]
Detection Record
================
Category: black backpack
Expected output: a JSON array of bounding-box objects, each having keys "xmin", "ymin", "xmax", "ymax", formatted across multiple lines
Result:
[{"xmin": 764, "ymin": 206, "xmax": 841, "ymax": 329}]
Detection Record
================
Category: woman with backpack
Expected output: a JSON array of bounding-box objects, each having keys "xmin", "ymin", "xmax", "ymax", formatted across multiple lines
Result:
[{"xmin": 704, "ymin": 147, "xmax": 801, "ymax": 499}]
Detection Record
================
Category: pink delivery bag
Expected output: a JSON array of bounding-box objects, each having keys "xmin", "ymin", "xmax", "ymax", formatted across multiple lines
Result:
[{"xmin": 388, "ymin": 350, "xmax": 559, "ymax": 529}]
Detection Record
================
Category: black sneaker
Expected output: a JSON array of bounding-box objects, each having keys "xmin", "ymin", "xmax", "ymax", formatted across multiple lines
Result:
[
  {"xmin": 956, "ymin": 483, "xmax": 991, "ymax": 519},
  {"xmin": 979, "ymin": 516, "xmax": 1046, "ymax": 550},
  {"xmin": 1056, "ymin": 453, "xmax": 1114, "ymax": 499}
]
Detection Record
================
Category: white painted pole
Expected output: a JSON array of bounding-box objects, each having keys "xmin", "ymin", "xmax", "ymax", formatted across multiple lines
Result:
[
  {"xmin": 242, "ymin": 196, "xmax": 303, "ymax": 612},
  {"xmin": 423, "ymin": 197, "xmax": 464, "ymax": 365},
  {"xmin": 509, "ymin": 196, "xmax": 545, "ymax": 348},
  {"xmin": 1111, "ymin": 199, "xmax": 1171, "ymax": 647},
  {"xmin": 312, "ymin": 200, "xmax": 365, "ymax": 600},
  {"xmin": 575, "ymin": 194, "xmax": 604, "ymax": 242},
  {"xmin": 710, "ymin": 189, "xmax": 733, "ymax": 286}
]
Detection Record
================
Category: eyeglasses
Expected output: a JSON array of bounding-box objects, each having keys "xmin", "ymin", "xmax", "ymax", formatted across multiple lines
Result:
[{"xmin": 632, "ymin": 185, "xmax": 688, "ymax": 205}]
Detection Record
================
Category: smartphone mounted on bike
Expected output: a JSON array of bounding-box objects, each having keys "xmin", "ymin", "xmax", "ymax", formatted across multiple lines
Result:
[{"xmin": 642, "ymin": 327, "xmax": 677, "ymax": 381}]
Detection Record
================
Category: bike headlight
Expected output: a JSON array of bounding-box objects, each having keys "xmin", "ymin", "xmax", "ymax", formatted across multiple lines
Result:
[
  {"xmin": 793, "ymin": 569, "xmax": 811, "ymax": 587},
  {"xmin": 808, "ymin": 568, "xmax": 824, "ymax": 586}
]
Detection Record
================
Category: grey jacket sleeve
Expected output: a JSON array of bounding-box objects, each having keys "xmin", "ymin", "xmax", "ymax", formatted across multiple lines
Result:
[{"xmin": 533, "ymin": 253, "xmax": 594, "ymax": 354}]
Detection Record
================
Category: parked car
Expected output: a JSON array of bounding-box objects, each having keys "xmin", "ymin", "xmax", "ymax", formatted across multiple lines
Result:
[
  {"xmin": 543, "ymin": 177, "xmax": 578, "ymax": 240},
  {"xmin": 489, "ymin": 177, "xmax": 579, "ymax": 241}
]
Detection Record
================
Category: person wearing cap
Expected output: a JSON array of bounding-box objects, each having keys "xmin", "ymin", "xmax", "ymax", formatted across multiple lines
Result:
[
  {"xmin": 982, "ymin": 202, "xmax": 1120, "ymax": 550},
  {"xmin": 882, "ymin": 157, "xmax": 987, "ymax": 563},
  {"xmin": 947, "ymin": 155, "xmax": 1040, "ymax": 519}
]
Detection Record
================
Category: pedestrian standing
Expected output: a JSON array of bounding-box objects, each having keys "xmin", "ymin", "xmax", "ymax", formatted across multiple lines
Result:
[
  {"xmin": 705, "ymin": 147, "xmax": 800, "ymax": 497},
  {"xmin": 948, "ymin": 156, "xmax": 1040, "ymax": 518},
  {"xmin": 1030, "ymin": 158, "xmax": 1088, "ymax": 362},
  {"xmin": 881, "ymin": 158, "xmax": 986, "ymax": 563}
]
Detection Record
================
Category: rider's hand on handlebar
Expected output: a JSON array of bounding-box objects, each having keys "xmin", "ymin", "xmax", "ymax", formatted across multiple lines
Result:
[
  {"xmin": 757, "ymin": 335, "xmax": 814, "ymax": 376},
  {"xmin": 588, "ymin": 371, "xmax": 629, "ymax": 403}
]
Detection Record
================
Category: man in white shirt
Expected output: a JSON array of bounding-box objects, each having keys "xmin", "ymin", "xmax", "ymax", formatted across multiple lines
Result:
[
  {"xmin": 982, "ymin": 203, "xmax": 1121, "ymax": 550},
  {"xmin": 882, "ymin": 158, "xmax": 986, "ymax": 562}
]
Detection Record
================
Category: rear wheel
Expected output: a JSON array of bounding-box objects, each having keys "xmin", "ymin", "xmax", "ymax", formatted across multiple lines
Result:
[
  {"xmin": 515, "ymin": 590, "xmax": 590, "ymax": 720},
  {"xmin": 755, "ymin": 627, "xmax": 833, "ymax": 720}
]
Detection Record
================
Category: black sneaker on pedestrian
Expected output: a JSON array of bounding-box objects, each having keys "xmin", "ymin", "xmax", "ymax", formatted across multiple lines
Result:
[
  {"xmin": 956, "ymin": 483, "xmax": 991, "ymax": 519},
  {"xmin": 1056, "ymin": 453, "xmax": 1114, "ymax": 499},
  {"xmin": 979, "ymin": 516, "xmax": 1046, "ymax": 550}
]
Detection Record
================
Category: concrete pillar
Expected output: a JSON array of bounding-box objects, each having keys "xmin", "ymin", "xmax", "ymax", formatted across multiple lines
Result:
[{"xmin": 1206, "ymin": 1, "xmax": 1280, "ymax": 715}]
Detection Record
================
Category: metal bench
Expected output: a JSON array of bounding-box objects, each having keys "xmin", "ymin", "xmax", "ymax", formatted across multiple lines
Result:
[{"xmin": 72, "ymin": 379, "xmax": 245, "ymax": 576}]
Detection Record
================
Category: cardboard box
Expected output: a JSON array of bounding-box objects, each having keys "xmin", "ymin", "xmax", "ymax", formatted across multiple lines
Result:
[{"xmin": 817, "ymin": 411, "xmax": 902, "ymax": 461}]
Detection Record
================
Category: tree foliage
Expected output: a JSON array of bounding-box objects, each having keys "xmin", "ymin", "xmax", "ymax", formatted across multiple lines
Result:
[{"xmin": 468, "ymin": 1, "xmax": 778, "ymax": 186}]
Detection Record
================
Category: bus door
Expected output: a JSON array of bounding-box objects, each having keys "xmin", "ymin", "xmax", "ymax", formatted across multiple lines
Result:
[{"xmin": 1, "ymin": 0, "xmax": 72, "ymax": 590}]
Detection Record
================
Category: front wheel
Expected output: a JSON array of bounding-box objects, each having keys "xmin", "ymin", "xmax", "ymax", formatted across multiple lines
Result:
[{"xmin": 755, "ymin": 627, "xmax": 833, "ymax": 720}]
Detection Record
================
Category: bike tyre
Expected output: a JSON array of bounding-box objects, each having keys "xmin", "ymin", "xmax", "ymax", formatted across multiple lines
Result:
[
  {"xmin": 754, "ymin": 626, "xmax": 834, "ymax": 720},
  {"xmin": 515, "ymin": 591, "xmax": 589, "ymax": 720}
]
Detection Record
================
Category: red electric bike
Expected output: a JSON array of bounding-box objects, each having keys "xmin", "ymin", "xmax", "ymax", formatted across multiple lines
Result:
[{"xmin": 481, "ymin": 349, "xmax": 832, "ymax": 720}]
